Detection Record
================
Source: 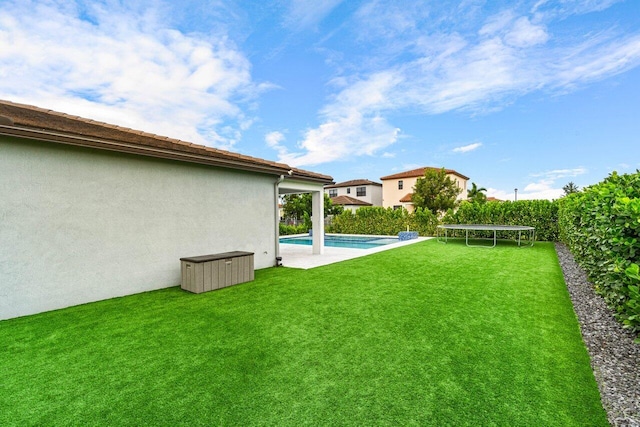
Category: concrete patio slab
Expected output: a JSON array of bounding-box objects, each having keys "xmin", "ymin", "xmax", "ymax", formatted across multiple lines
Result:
[{"xmin": 278, "ymin": 236, "xmax": 432, "ymax": 269}]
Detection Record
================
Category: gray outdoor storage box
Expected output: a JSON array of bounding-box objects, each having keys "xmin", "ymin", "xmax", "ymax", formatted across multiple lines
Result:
[{"xmin": 180, "ymin": 251, "xmax": 254, "ymax": 294}]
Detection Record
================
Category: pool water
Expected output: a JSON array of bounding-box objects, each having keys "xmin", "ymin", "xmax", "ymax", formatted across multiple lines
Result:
[{"xmin": 279, "ymin": 234, "xmax": 399, "ymax": 249}]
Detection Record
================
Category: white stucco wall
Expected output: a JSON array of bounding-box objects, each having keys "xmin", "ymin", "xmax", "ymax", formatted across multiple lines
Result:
[{"xmin": 0, "ymin": 137, "xmax": 279, "ymax": 320}]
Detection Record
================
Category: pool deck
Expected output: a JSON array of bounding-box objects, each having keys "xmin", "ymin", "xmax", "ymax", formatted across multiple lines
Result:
[{"xmin": 278, "ymin": 236, "xmax": 432, "ymax": 269}]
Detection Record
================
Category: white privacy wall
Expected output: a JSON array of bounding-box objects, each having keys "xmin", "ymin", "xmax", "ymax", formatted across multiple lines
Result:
[{"xmin": 0, "ymin": 137, "xmax": 278, "ymax": 320}]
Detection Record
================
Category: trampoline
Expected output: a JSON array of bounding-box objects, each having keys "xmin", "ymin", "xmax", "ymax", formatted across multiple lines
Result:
[{"xmin": 437, "ymin": 224, "xmax": 535, "ymax": 248}]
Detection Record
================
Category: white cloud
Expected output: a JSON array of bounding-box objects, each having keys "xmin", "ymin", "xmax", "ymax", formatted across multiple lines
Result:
[
  {"xmin": 530, "ymin": 167, "xmax": 588, "ymax": 180},
  {"xmin": 284, "ymin": 0, "xmax": 344, "ymax": 31},
  {"xmin": 552, "ymin": 35, "xmax": 640, "ymax": 89},
  {"xmin": 486, "ymin": 185, "xmax": 563, "ymax": 201},
  {"xmin": 486, "ymin": 167, "xmax": 587, "ymax": 201},
  {"xmin": 0, "ymin": 0, "xmax": 262, "ymax": 150},
  {"xmin": 523, "ymin": 167, "xmax": 587, "ymax": 199},
  {"xmin": 504, "ymin": 17, "xmax": 549, "ymax": 47},
  {"xmin": 265, "ymin": 131, "xmax": 285, "ymax": 148},
  {"xmin": 272, "ymin": 70, "xmax": 403, "ymax": 167},
  {"xmin": 280, "ymin": 111, "xmax": 401, "ymax": 167},
  {"xmin": 486, "ymin": 188, "xmax": 516, "ymax": 201},
  {"xmin": 453, "ymin": 142, "xmax": 482, "ymax": 153},
  {"xmin": 479, "ymin": 12, "xmax": 549, "ymax": 47},
  {"xmin": 533, "ymin": 0, "xmax": 623, "ymax": 17},
  {"xmin": 354, "ymin": 0, "xmax": 423, "ymax": 39},
  {"xmin": 479, "ymin": 10, "xmax": 517, "ymax": 36},
  {"xmin": 521, "ymin": 182, "xmax": 565, "ymax": 200},
  {"xmin": 264, "ymin": 130, "xmax": 291, "ymax": 159},
  {"xmin": 279, "ymin": 2, "xmax": 640, "ymax": 166}
]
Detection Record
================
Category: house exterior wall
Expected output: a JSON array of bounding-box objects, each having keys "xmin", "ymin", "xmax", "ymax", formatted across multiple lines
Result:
[
  {"xmin": 382, "ymin": 173, "xmax": 468, "ymax": 212},
  {"xmin": 382, "ymin": 176, "xmax": 419, "ymax": 211},
  {"xmin": 452, "ymin": 175, "xmax": 468, "ymax": 200},
  {"xmin": 0, "ymin": 137, "xmax": 278, "ymax": 320},
  {"xmin": 324, "ymin": 184, "xmax": 382, "ymax": 206}
]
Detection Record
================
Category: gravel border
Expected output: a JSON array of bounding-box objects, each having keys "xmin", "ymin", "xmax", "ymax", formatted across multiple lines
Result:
[{"xmin": 555, "ymin": 243, "xmax": 640, "ymax": 427}]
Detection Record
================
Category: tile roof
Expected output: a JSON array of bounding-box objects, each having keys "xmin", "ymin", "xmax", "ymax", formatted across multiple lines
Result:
[
  {"xmin": 0, "ymin": 99, "xmax": 333, "ymax": 183},
  {"xmin": 399, "ymin": 193, "xmax": 414, "ymax": 203},
  {"xmin": 325, "ymin": 179, "xmax": 382, "ymax": 188},
  {"xmin": 330, "ymin": 195, "xmax": 373, "ymax": 206},
  {"xmin": 380, "ymin": 166, "xmax": 469, "ymax": 181}
]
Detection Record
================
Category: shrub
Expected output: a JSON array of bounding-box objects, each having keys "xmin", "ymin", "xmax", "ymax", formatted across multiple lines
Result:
[
  {"xmin": 326, "ymin": 207, "xmax": 438, "ymax": 236},
  {"xmin": 279, "ymin": 223, "xmax": 308, "ymax": 236},
  {"xmin": 558, "ymin": 171, "xmax": 640, "ymax": 336}
]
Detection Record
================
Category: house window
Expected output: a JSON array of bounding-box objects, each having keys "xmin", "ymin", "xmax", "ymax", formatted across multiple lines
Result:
[
  {"xmin": 356, "ymin": 186, "xmax": 366, "ymax": 197},
  {"xmin": 393, "ymin": 205, "xmax": 402, "ymax": 210},
  {"xmin": 328, "ymin": 189, "xmax": 337, "ymax": 197},
  {"xmin": 398, "ymin": 180, "xmax": 403, "ymax": 190},
  {"xmin": 347, "ymin": 188, "xmax": 351, "ymax": 194}
]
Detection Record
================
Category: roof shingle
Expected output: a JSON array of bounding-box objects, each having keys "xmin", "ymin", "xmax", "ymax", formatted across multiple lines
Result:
[
  {"xmin": 399, "ymin": 193, "xmax": 414, "ymax": 203},
  {"xmin": 330, "ymin": 195, "xmax": 373, "ymax": 206}
]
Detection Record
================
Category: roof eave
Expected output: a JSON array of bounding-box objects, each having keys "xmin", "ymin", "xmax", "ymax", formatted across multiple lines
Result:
[{"xmin": 0, "ymin": 125, "xmax": 333, "ymax": 183}]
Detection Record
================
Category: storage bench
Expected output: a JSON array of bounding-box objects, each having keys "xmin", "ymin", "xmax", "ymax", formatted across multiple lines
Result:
[{"xmin": 180, "ymin": 251, "xmax": 254, "ymax": 294}]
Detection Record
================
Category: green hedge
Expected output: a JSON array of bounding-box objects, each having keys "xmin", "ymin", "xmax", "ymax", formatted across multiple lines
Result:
[
  {"xmin": 442, "ymin": 200, "xmax": 559, "ymax": 242},
  {"xmin": 279, "ymin": 223, "xmax": 308, "ymax": 236},
  {"xmin": 558, "ymin": 171, "xmax": 640, "ymax": 335},
  {"xmin": 326, "ymin": 207, "xmax": 438, "ymax": 236}
]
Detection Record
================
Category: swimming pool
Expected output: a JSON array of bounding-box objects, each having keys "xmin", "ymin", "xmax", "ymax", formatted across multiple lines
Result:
[{"xmin": 279, "ymin": 234, "xmax": 399, "ymax": 249}]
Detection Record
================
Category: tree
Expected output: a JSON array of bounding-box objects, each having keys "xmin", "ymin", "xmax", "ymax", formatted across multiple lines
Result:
[
  {"xmin": 467, "ymin": 182, "xmax": 487, "ymax": 204},
  {"xmin": 282, "ymin": 193, "xmax": 342, "ymax": 220},
  {"xmin": 562, "ymin": 181, "xmax": 580, "ymax": 196},
  {"xmin": 411, "ymin": 168, "xmax": 462, "ymax": 215}
]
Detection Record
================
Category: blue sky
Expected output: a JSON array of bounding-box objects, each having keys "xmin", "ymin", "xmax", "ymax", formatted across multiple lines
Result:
[{"xmin": 1, "ymin": 0, "xmax": 639, "ymax": 200}]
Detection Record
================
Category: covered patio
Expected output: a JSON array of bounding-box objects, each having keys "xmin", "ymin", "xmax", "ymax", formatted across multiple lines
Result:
[{"xmin": 277, "ymin": 177, "xmax": 327, "ymax": 256}]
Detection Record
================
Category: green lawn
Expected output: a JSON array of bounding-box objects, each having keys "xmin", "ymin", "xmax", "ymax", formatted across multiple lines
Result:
[{"xmin": 0, "ymin": 240, "xmax": 608, "ymax": 426}]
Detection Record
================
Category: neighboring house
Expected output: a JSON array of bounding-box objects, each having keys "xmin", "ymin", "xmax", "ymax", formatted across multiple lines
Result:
[
  {"xmin": 380, "ymin": 167, "xmax": 469, "ymax": 212},
  {"xmin": 0, "ymin": 100, "xmax": 333, "ymax": 320},
  {"xmin": 330, "ymin": 195, "xmax": 372, "ymax": 213},
  {"xmin": 324, "ymin": 179, "xmax": 382, "ymax": 208}
]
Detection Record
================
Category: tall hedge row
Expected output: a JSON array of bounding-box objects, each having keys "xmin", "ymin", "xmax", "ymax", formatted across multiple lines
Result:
[
  {"xmin": 558, "ymin": 171, "xmax": 640, "ymax": 335},
  {"xmin": 442, "ymin": 200, "xmax": 559, "ymax": 241},
  {"xmin": 327, "ymin": 207, "xmax": 438, "ymax": 236}
]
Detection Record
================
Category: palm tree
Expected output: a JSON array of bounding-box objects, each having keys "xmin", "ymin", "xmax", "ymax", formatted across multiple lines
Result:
[{"xmin": 467, "ymin": 182, "xmax": 487, "ymax": 204}]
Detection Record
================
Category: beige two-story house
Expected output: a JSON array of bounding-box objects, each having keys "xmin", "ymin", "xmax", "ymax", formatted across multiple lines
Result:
[
  {"xmin": 324, "ymin": 179, "xmax": 383, "ymax": 211},
  {"xmin": 380, "ymin": 167, "xmax": 469, "ymax": 212}
]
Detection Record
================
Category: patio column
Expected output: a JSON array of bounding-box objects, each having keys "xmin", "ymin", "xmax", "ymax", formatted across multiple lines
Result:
[{"xmin": 311, "ymin": 190, "xmax": 324, "ymax": 254}]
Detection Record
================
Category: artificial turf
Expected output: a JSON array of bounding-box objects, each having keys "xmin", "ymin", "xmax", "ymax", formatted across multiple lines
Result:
[{"xmin": 0, "ymin": 240, "xmax": 608, "ymax": 426}]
